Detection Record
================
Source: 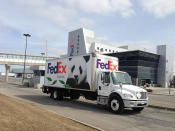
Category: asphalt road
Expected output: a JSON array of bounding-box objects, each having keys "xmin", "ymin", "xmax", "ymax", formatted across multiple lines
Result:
[{"xmin": 0, "ymin": 82, "xmax": 175, "ymax": 131}]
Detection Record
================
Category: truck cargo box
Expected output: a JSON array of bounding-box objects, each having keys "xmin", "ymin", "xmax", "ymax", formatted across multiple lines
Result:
[{"xmin": 44, "ymin": 53, "xmax": 118, "ymax": 92}]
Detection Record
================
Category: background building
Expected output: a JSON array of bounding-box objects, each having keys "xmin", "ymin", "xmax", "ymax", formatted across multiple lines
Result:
[
  {"xmin": 107, "ymin": 50, "xmax": 160, "ymax": 86},
  {"xmin": 67, "ymin": 28, "xmax": 175, "ymax": 88},
  {"xmin": 11, "ymin": 68, "xmax": 33, "ymax": 78},
  {"xmin": 157, "ymin": 45, "xmax": 174, "ymax": 88},
  {"xmin": 67, "ymin": 28, "xmax": 127, "ymax": 57},
  {"xmin": 30, "ymin": 66, "xmax": 45, "ymax": 88}
]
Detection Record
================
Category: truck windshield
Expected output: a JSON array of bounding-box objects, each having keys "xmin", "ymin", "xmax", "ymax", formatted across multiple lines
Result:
[{"xmin": 111, "ymin": 72, "xmax": 132, "ymax": 85}]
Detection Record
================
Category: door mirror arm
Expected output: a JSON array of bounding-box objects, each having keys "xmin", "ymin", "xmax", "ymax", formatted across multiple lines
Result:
[
  {"xmin": 119, "ymin": 83, "xmax": 123, "ymax": 88},
  {"xmin": 119, "ymin": 82, "xmax": 123, "ymax": 93}
]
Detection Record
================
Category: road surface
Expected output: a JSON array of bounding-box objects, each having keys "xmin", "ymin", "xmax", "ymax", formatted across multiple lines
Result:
[{"xmin": 0, "ymin": 82, "xmax": 175, "ymax": 131}]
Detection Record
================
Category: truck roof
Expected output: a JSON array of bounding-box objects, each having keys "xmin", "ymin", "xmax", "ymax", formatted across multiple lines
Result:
[{"xmin": 46, "ymin": 52, "xmax": 118, "ymax": 62}]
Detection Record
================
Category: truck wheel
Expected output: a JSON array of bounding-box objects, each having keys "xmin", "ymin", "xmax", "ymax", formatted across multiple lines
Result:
[
  {"xmin": 57, "ymin": 90, "xmax": 63, "ymax": 100},
  {"xmin": 109, "ymin": 96, "xmax": 124, "ymax": 114},
  {"xmin": 70, "ymin": 93, "xmax": 80, "ymax": 100},
  {"xmin": 50, "ymin": 91, "xmax": 54, "ymax": 99},
  {"xmin": 42, "ymin": 87, "xmax": 47, "ymax": 93},
  {"xmin": 53, "ymin": 90, "xmax": 58, "ymax": 100},
  {"xmin": 132, "ymin": 107, "xmax": 144, "ymax": 112}
]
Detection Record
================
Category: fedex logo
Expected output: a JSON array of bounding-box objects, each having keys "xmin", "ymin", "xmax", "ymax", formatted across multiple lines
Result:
[
  {"xmin": 47, "ymin": 62, "xmax": 66, "ymax": 74},
  {"xmin": 96, "ymin": 59, "xmax": 118, "ymax": 70}
]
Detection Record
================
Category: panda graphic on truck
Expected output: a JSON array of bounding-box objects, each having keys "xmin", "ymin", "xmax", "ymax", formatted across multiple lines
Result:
[
  {"xmin": 45, "ymin": 55, "xmax": 92, "ymax": 90},
  {"xmin": 66, "ymin": 55, "xmax": 90, "ymax": 90}
]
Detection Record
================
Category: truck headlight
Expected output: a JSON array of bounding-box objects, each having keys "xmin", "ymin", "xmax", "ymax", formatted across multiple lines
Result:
[
  {"xmin": 123, "ymin": 93, "xmax": 133, "ymax": 98},
  {"xmin": 136, "ymin": 92, "xmax": 141, "ymax": 99}
]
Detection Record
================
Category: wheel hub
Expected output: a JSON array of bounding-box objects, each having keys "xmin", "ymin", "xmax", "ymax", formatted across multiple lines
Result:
[
  {"xmin": 53, "ymin": 90, "xmax": 58, "ymax": 99},
  {"xmin": 111, "ymin": 99, "xmax": 119, "ymax": 111}
]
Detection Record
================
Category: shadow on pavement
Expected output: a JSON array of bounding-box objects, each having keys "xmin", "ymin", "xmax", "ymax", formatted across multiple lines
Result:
[{"xmin": 15, "ymin": 94, "xmax": 141, "ymax": 116}]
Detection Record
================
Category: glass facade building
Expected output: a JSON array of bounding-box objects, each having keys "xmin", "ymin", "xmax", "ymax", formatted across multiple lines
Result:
[{"xmin": 107, "ymin": 50, "xmax": 160, "ymax": 86}]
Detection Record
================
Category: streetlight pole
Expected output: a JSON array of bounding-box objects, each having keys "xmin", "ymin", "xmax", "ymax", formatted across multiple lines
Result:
[{"xmin": 22, "ymin": 34, "xmax": 31, "ymax": 85}]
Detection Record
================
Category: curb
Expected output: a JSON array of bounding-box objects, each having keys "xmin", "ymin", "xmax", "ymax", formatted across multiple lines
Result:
[
  {"xmin": 148, "ymin": 105, "xmax": 175, "ymax": 111},
  {"xmin": 148, "ymin": 93, "xmax": 175, "ymax": 96},
  {"xmin": 59, "ymin": 114, "xmax": 105, "ymax": 131},
  {"xmin": 47, "ymin": 109, "xmax": 105, "ymax": 131}
]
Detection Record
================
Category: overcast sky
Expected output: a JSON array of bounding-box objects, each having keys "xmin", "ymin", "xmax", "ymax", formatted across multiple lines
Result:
[{"xmin": 0, "ymin": 0, "xmax": 175, "ymax": 71}]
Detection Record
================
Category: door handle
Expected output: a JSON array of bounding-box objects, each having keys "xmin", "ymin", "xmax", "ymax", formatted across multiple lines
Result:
[{"xmin": 99, "ymin": 86, "xmax": 101, "ymax": 90}]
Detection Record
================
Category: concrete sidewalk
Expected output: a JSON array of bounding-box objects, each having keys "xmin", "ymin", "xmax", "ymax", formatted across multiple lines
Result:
[
  {"xmin": 148, "ymin": 94, "xmax": 175, "ymax": 111},
  {"xmin": 147, "ymin": 87, "xmax": 175, "ymax": 95},
  {"xmin": 145, "ymin": 87, "xmax": 175, "ymax": 111}
]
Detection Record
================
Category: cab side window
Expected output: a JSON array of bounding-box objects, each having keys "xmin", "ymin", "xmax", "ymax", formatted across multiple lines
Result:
[{"xmin": 103, "ymin": 72, "xmax": 110, "ymax": 84}]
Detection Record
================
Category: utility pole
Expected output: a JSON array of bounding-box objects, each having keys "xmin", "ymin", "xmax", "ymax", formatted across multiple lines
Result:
[{"xmin": 22, "ymin": 34, "xmax": 31, "ymax": 85}]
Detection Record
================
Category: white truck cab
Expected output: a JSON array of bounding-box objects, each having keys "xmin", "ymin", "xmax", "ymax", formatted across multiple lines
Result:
[{"xmin": 97, "ymin": 71, "xmax": 148, "ymax": 113}]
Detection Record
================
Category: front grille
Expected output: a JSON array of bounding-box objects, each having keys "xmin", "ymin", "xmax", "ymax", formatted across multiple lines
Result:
[{"xmin": 140, "ymin": 92, "xmax": 147, "ymax": 99}]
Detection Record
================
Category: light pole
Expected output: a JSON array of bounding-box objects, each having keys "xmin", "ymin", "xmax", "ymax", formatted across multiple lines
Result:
[
  {"xmin": 22, "ymin": 34, "xmax": 31, "ymax": 85},
  {"xmin": 41, "ymin": 52, "xmax": 45, "ymax": 62}
]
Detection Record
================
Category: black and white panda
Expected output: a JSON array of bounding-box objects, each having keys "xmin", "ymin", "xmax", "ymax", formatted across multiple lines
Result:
[{"xmin": 66, "ymin": 55, "xmax": 90, "ymax": 90}]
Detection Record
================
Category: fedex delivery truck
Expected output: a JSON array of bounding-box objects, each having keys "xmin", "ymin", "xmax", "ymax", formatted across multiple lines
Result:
[{"xmin": 42, "ymin": 53, "xmax": 148, "ymax": 113}]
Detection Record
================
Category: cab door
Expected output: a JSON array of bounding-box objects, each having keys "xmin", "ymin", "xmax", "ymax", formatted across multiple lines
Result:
[{"xmin": 98, "ymin": 72, "xmax": 111, "ymax": 96}]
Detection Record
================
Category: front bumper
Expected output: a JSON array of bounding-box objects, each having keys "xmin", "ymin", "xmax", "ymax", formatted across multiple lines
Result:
[{"xmin": 123, "ymin": 99, "xmax": 148, "ymax": 108}]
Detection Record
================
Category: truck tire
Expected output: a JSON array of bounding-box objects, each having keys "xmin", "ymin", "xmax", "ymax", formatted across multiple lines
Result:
[
  {"xmin": 108, "ymin": 96, "xmax": 124, "ymax": 114},
  {"xmin": 53, "ymin": 90, "xmax": 58, "ymax": 100},
  {"xmin": 50, "ymin": 91, "xmax": 54, "ymax": 99},
  {"xmin": 57, "ymin": 90, "xmax": 63, "ymax": 100},
  {"xmin": 70, "ymin": 93, "xmax": 80, "ymax": 100},
  {"xmin": 132, "ymin": 107, "xmax": 144, "ymax": 112},
  {"xmin": 42, "ymin": 87, "xmax": 47, "ymax": 93},
  {"xmin": 50, "ymin": 89, "xmax": 63, "ymax": 100}
]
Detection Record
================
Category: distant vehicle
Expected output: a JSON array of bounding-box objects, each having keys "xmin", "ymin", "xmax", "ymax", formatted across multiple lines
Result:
[
  {"xmin": 42, "ymin": 53, "xmax": 148, "ymax": 113},
  {"xmin": 30, "ymin": 66, "xmax": 45, "ymax": 88}
]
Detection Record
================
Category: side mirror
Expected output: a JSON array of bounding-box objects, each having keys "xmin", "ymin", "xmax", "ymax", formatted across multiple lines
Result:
[{"xmin": 104, "ymin": 83, "xmax": 110, "ymax": 86}]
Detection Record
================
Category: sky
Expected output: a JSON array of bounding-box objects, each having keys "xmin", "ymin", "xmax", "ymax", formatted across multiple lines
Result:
[{"xmin": 0, "ymin": 0, "xmax": 175, "ymax": 72}]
